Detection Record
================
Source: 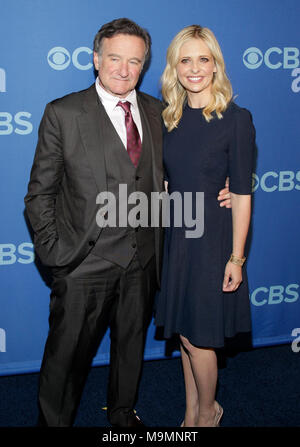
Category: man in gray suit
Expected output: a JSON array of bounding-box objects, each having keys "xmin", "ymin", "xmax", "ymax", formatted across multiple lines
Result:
[
  {"xmin": 25, "ymin": 18, "xmax": 229, "ymax": 427},
  {"xmin": 25, "ymin": 18, "xmax": 163, "ymax": 427}
]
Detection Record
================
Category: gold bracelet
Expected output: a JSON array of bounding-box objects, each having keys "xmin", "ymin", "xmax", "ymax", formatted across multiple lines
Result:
[{"xmin": 229, "ymin": 253, "xmax": 246, "ymax": 266}]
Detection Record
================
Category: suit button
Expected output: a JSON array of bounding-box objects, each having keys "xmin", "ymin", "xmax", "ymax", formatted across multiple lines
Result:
[
  {"xmin": 135, "ymin": 175, "xmax": 140, "ymax": 181},
  {"xmin": 89, "ymin": 241, "xmax": 95, "ymax": 247},
  {"xmin": 132, "ymin": 243, "xmax": 136, "ymax": 248}
]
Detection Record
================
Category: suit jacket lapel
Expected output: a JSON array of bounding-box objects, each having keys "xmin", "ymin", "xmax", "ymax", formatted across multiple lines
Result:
[
  {"xmin": 77, "ymin": 86, "xmax": 164, "ymax": 218},
  {"xmin": 137, "ymin": 93, "xmax": 164, "ymax": 194},
  {"xmin": 77, "ymin": 85, "xmax": 107, "ymax": 194}
]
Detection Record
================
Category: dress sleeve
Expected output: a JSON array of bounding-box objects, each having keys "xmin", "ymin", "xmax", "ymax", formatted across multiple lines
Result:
[{"xmin": 228, "ymin": 107, "xmax": 256, "ymax": 195}]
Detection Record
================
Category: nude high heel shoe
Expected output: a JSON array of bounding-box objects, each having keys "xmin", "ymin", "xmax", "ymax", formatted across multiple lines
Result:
[
  {"xmin": 213, "ymin": 401, "xmax": 223, "ymax": 427},
  {"xmin": 180, "ymin": 401, "xmax": 223, "ymax": 427}
]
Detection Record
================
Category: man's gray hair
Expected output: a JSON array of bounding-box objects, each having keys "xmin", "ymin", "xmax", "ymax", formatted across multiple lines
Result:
[{"xmin": 93, "ymin": 17, "xmax": 151, "ymax": 62}]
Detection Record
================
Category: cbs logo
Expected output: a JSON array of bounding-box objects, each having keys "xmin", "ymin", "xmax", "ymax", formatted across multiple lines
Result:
[
  {"xmin": 243, "ymin": 47, "xmax": 299, "ymax": 69},
  {"xmin": 251, "ymin": 284, "xmax": 299, "ymax": 306},
  {"xmin": 0, "ymin": 112, "xmax": 33, "ymax": 135},
  {"xmin": 252, "ymin": 171, "xmax": 300, "ymax": 192},
  {"xmin": 47, "ymin": 46, "xmax": 93, "ymax": 71},
  {"xmin": 0, "ymin": 243, "xmax": 34, "ymax": 265}
]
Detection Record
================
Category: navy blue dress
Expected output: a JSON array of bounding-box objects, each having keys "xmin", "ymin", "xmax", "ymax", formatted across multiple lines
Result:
[{"xmin": 154, "ymin": 102, "xmax": 255, "ymax": 348}]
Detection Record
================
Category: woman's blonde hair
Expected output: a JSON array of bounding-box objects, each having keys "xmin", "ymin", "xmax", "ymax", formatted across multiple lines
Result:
[{"xmin": 162, "ymin": 25, "xmax": 233, "ymax": 131}]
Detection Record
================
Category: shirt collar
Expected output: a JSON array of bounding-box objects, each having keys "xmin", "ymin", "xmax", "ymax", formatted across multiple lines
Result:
[{"xmin": 95, "ymin": 77, "xmax": 138, "ymax": 114}]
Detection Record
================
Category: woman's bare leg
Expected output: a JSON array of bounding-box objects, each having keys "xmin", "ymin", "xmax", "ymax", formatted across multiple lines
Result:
[
  {"xmin": 180, "ymin": 335, "xmax": 220, "ymax": 427},
  {"xmin": 180, "ymin": 342, "xmax": 199, "ymax": 426}
]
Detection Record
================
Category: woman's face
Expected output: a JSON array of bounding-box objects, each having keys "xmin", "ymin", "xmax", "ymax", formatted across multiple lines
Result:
[{"xmin": 176, "ymin": 37, "xmax": 216, "ymax": 106}]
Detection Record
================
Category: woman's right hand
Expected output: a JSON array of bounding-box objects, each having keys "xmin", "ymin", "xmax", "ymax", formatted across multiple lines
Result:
[{"xmin": 222, "ymin": 261, "xmax": 243, "ymax": 292}]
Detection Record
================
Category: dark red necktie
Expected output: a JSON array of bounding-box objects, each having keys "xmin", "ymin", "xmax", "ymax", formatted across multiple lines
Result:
[{"xmin": 117, "ymin": 101, "xmax": 142, "ymax": 168}]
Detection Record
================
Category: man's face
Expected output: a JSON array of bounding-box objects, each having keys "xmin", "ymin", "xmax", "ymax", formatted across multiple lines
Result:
[{"xmin": 94, "ymin": 34, "xmax": 146, "ymax": 98}]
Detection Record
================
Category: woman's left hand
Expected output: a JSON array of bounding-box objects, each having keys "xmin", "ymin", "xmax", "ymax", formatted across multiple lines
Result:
[{"xmin": 222, "ymin": 261, "xmax": 243, "ymax": 292}]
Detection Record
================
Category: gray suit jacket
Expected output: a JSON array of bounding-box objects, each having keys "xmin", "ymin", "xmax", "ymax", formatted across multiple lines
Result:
[{"xmin": 25, "ymin": 84, "xmax": 164, "ymax": 282}]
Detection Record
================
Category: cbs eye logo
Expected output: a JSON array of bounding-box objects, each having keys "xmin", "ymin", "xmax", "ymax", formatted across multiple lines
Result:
[
  {"xmin": 47, "ymin": 46, "xmax": 93, "ymax": 71},
  {"xmin": 47, "ymin": 47, "xmax": 71, "ymax": 70},
  {"xmin": 243, "ymin": 48, "xmax": 263, "ymax": 69}
]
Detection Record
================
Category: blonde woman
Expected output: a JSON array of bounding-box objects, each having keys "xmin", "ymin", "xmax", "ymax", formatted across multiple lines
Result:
[{"xmin": 155, "ymin": 25, "xmax": 255, "ymax": 427}]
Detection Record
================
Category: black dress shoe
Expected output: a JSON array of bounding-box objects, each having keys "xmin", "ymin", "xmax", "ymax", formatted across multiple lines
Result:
[
  {"xmin": 127, "ymin": 413, "xmax": 145, "ymax": 427},
  {"xmin": 111, "ymin": 411, "xmax": 145, "ymax": 427}
]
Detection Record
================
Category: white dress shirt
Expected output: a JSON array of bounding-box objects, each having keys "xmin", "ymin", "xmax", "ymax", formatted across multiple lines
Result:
[{"xmin": 95, "ymin": 78, "xmax": 143, "ymax": 149}]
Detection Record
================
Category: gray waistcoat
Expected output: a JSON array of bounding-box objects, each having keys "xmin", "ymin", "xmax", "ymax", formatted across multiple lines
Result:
[{"xmin": 92, "ymin": 105, "xmax": 155, "ymax": 269}]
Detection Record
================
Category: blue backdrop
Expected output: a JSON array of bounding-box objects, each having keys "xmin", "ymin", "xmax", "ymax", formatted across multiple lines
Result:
[{"xmin": 0, "ymin": 0, "xmax": 299, "ymax": 375}]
